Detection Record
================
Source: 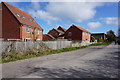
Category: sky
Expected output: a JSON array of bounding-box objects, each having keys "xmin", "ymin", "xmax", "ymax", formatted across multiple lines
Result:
[{"xmin": 6, "ymin": 1, "xmax": 118, "ymax": 35}]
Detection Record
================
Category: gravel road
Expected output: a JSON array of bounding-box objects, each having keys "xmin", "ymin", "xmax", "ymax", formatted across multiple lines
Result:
[{"xmin": 1, "ymin": 43, "xmax": 120, "ymax": 78}]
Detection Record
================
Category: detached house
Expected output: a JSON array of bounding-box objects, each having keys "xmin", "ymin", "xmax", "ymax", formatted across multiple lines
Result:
[
  {"xmin": 64, "ymin": 25, "xmax": 91, "ymax": 42},
  {"xmin": 43, "ymin": 26, "xmax": 66, "ymax": 41},
  {"xmin": 43, "ymin": 34, "xmax": 55, "ymax": 41},
  {"xmin": 91, "ymin": 33, "xmax": 107, "ymax": 41},
  {"xmin": 1, "ymin": 2, "xmax": 43, "ymax": 41}
]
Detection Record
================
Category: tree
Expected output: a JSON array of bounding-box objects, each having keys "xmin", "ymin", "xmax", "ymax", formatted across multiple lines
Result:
[{"xmin": 106, "ymin": 30, "xmax": 116, "ymax": 42}]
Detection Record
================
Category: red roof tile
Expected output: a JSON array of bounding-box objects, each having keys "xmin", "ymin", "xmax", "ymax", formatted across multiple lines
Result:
[
  {"xmin": 3, "ymin": 2, "xmax": 42, "ymax": 29},
  {"xmin": 72, "ymin": 25, "xmax": 89, "ymax": 33}
]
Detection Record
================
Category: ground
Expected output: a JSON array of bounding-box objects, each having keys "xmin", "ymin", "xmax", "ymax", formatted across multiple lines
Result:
[{"xmin": 1, "ymin": 43, "xmax": 120, "ymax": 78}]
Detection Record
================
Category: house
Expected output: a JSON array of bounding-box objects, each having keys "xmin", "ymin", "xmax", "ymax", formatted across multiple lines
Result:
[
  {"xmin": 91, "ymin": 33, "xmax": 107, "ymax": 41},
  {"xmin": 57, "ymin": 26, "xmax": 66, "ymax": 33},
  {"xmin": 64, "ymin": 25, "xmax": 91, "ymax": 42},
  {"xmin": 1, "ymin": 2, "xmax": 43, "ymax": 41},
  {"xmin": 43, "ymin": 34, "xmax": 55, "ymax": 41},
  {"xmin": 46, "ymin": 26, "xmax": 66, "ymax": 40}
]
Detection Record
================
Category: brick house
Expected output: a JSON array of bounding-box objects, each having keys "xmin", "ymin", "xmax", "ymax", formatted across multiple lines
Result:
[
  {"xmin": 64, "ymin": 25, "xmax": 91, "ymax": 42},
  {"xmin": 43, "ymin": 34, "xmax": 55, "ymax": 41},
  {"xmin": 1, "ymin": 2, "xmax": 43, "ymax": 41},
  {"xmin": 45, "ymin": 26, "xmax": 66, "ymax": 40},
  {"xmin": 57, "ymin": 26, "xmax": 66, "ymax": 33},
  {"xmin": 91, "ymin": 33, "xmax": 107, "ymax": 41}
]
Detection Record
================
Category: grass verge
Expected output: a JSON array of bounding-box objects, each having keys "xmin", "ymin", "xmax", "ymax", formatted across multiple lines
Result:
[{"xmin": 1, "ymin": 42, "xmax": 111, "ymax": 63}]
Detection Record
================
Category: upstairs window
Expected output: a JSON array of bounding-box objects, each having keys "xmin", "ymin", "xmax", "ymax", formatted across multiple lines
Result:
[
  {"xmin": 38, "ymin": 30, "xmax": 40, "ymax": 34},
  {"xmin": 26, "ymin": 27, "xmax": 30, "ymax": 33},
  {"xmin": 68, "ymin": 32, "xmax": 72, "ymax": 36}
]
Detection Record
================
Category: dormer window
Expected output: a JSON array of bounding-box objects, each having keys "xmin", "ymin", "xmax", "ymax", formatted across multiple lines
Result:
[
  {"xmin": 16, "ymin": 14, "xmax": 20, "ymax": 17},
  {"xmin": 30, "ymin": 19, "xmax": 33, "ymax": 22},
  {"xmin": 22, "ymin": 16, "xmax": 26, "ymax": 19}
]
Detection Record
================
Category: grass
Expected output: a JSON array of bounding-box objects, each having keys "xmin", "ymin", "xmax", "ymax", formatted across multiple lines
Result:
[{"xmin": 1, "ymin": 42, "xmax": 111, "ymax": 63}]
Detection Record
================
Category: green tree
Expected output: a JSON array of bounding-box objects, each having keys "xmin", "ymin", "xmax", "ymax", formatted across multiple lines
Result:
[{"xmin": 106, "ymin": 30, "xmax": 116, "ymax": 42}]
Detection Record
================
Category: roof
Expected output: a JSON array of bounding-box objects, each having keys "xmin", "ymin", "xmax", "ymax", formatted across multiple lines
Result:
[
  {"xmin": 57, "ymin": 26, "xmax": 66, "ymax": 32},
  {"xmin": 3, "ymin": 2, "xmax": 42, "ymax": 29},
  {"xmin": 44, "ymin": 34, "xmax": 55, "ymax": 39},
  {"xmin": 72, "ymin": 25, "xmax": 89, "ymax": 33},
  {"xmin": 55, "ymin": 29, "xmax": 64, "ymax": 34},
  {"xmin": 91, "ymin": 33, "xmax": 105, "ymax": 35}
]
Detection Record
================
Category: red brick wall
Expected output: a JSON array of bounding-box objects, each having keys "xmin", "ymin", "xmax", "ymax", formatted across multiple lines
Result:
[
  {"xmin": 64, "ymin": 26, "xmax": 82, "ymax": 40},
  {"xmin": 21, "ymin": 26, "xmax": 43, "ymax": 41},
  {"xmin": 2, "ymin": 3, "xmax": 43, "ymax": 41},
  {"xmin": 82, "ymin": 32, "xmax": 91, "ymax": 42},
  {"xmin": 2, "ymin": 3, "xmax": 21, "ymax": 40}
]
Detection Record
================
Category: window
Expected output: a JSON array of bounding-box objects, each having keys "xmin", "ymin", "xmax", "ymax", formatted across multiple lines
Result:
[
  {"xmin": 26, "ymin": 27, "xmax": 30, "ymax": 33},
  {"xmin": 16, "ymin": 14, "xmax": 20, "ymax": 17},
  {"xmin": 86, "ymin": 33, "xmax": 87, "ymax": 36},
  {"xmin": 22, "ymin": 16, "xmax": 26, "ymax": 19},
  {"xmin": 24, "ymin": 38, "xmax": 31, "ymax": 42},
  {"xmin": 30, "ymin": 19, "xmax": 33, "ymax": 22},
  {"xmin": 68, "ymin": 32, "xmax": 72, "ymax": 36},
  {"xmin": 38, "ymin": 30, "xmax": 40, "ymax": 34}
]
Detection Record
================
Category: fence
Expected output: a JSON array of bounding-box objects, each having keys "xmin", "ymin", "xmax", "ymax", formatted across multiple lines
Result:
[
  {"xmin": 0, "ymin": 40, "xmax": 72, "ymax": 54},
  {"xmin": 43, "ymin": 40, "xmax": 72, "ymax": 49},
  {"xmin": 0, "ymin": 40, "xmax": 94, "ymax": 54},
  {"xmin": 0, "ymin": 41, "xmax": 49, "ymax": 54}
]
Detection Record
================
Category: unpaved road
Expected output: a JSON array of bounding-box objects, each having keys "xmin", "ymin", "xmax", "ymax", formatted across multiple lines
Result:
[{"xmin": 1, "ymin": 43, "xmax": 120, "ymax": 78}]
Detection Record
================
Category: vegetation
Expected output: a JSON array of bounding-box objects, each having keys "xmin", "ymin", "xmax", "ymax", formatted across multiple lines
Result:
[
  {"xmin": 94, "ymin": 37, "xmax": 104, "ymax": 42},
  {"xmin": 1, "ymin": 42, "xmax": 111, "ymax": 63},
  {"xmin": 106, "ymin": 30, "xmax": 116, "ymax": 42},
  {"xmin": 51, "ymin": 39, "xmax": 57, "ymax": 41}
]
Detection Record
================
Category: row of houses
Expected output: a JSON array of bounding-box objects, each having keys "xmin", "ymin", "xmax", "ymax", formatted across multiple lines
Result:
[
  {"xmin": 43, "ymin": 25, "xmax": 91, "ymax": 42},
  {"xmin": 0, "ymin": 2, "xmax": 107, "ymax": 42}
]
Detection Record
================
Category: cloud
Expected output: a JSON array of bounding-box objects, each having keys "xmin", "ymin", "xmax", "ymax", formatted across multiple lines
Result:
[
  {"xmin": 45, "ymin": 2, "xmax": 104, "ymax": 22},
  {"xmin": 105, "ymin": 17, "xmax": 118, "ymax": 25},
  {"xmin": 87, "ymin": 22, "xmax": 101, "ymax": 29},
  {"xmin": 31, "ymin": 2, "xmax": 40, "ymax": 10},
  {"xmin": 30, "ymin": 0, "xmax": 119, "ymax": 2},
  {"xmin": 28, "ymin": 2, "xmax": 104, "ymax": 23},
  {"xmin": 28, "ymin": 9, "xmax": 59, "ymax": 24}
]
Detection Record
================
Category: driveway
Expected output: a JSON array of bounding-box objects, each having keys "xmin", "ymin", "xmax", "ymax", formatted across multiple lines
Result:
[{"xmin": 1, "ymin": 43, "xmax": 119, "ymax": 78}]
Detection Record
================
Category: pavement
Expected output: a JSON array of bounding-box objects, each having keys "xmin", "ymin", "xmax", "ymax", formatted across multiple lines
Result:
[{"xmin": 1, "ymin": 43, "xmax": 120, "ymax": 78}]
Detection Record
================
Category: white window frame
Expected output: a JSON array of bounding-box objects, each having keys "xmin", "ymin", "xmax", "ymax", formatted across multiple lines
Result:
[
  {"xmin": 26, "ymin": 27, "xmax": 30, "ymax": 33},
  {"xmin": 38, "ymin": 30, "xmax": 40, "ymax": 34}
]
